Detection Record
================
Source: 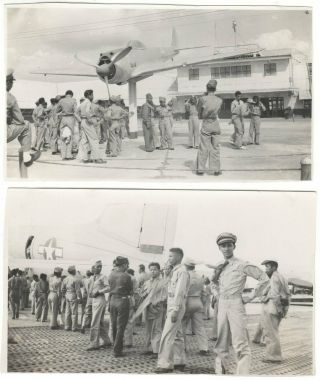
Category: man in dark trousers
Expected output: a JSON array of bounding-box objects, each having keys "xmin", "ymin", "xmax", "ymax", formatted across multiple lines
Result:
[{"xmin": 109, "ymin": 256, "xmax": 133, "ymax": 357}]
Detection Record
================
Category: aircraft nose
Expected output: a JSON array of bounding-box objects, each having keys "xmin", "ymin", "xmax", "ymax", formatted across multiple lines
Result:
[{"xmin": 96, "ymin": 64, "xmax": 110, "ymax": 76}]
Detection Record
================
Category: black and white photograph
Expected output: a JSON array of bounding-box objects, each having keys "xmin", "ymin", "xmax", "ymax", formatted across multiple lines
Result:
[
  {"xmin": 5, "ymin": 4, "xmax": 312, "ymax": 181},
  {"xmin": 4, "ymin": 189, "xmax": 315, "ymax": 375}
]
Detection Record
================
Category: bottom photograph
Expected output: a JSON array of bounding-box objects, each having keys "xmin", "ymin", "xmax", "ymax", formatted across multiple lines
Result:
[{"xmin": 3, "ymin": 189, "xmax": 315, "ymax": 375}]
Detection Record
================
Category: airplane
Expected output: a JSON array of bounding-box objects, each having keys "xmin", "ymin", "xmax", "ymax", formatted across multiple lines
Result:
[
  {"xmin": 8, "ymin": 203, "xmax": 178, "ymax": 276},
  {"xmin": 31, "ymin": 28, "xmax": 262, "ymax": 137}
]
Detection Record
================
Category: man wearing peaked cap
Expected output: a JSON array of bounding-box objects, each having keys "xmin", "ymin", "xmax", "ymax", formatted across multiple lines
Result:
[
  {"xmin": 213, "ymin": 232, "xmax": 269, "ymax": 374},
  {"xmin": 48, "ymin": 266, "xmax": 63, "ymax": 329},
  {"xmin": 156, "ymin": 96, "xmax": 174, "ymax": 151},
  {"xmin": 61, "ymin": 265, "xmax": 82, "ymax": 331},
  {"xmin": 196, "ymin": 78, "xmax": 223, "ymax": 176},
  {"xmin": 183, "ymin": 258, "xmax": 209, "ymax": 356},
  {"xmin": 81, "ymin": 267, "xmax": 94, "ymax": 333},
  {"xmin": 259, "ymin": 259, "xmax": 290, "ymax": 364},
  {"xmin": 230, "ymin": 90, "xmax": 248, "ymax": 149},
  {"xmin": 6, "ymin": 68, "xmax": 41, "ymax": 166},
  {"xmin": 141, "ymin": 92, "xmax": 159, "ymax": 152}
]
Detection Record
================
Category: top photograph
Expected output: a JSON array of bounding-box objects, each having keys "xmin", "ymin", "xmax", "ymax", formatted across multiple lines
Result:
[{"xmin": 5, "ymin": 5, "xmax": 312, "ymax": 182}]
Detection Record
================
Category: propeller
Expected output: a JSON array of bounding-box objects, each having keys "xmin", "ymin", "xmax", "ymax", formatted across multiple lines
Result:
[{"xmin": 75, "ymin": 46, "xmax": 132, "ymax": 100}]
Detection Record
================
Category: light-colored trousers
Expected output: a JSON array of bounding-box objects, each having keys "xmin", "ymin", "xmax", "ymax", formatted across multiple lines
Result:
[
  {"xmin": 89, "ymin": 297, "xmax": 111, "ymax": 348},
  {"xmin": 152, "ymin": 119, "xmax": 160, "ymax": 148},
  {"xmin": 48, "ymin": 292, "xmax": 60, "ymax": 327},
  {"xmin": 188, "ymin": 115, "xmax": 200, "ymax": 147},
  {"xmin": 196, "ymin": 132, "xmax": 220, "ymax": 173},
  {"xmin": 81, "ymin": 299, "xmax": 92, "ymax": 328},
  {"xmin": 31, "ymin": 294, "xmax": 37, "ymax": 314},
  {"xmin": 204, "ymin": 296, "xmax": 211, "ymax": 319},
  {"xmin": 79, "ymin": 119, "xmax": 102, "ymax": 160},
  {"xmin": 249, "ymin": 116, "xmax": 261, "ymax": 144},
  {"xmin": 34, "ymin": 124, "xmax": 46, "ymax": 150},
  {"xmin": 211, "ymin": 301, "xmax": 218, "ymax": 340},
  {"xmin": 35, "ymin": 294, "xmax": 48, "ymax": 321},
  {"xmin": 50, "ymin": 127, "xmax": 59, "ymax": 152},
  {"xmin": 159, "ymin": 118, "xmax": 173, "ymax": 149},
  {"xmin": 109, "ymin": 122, "xmax": 122, "ymax": 156},
  {"xmin": 65, "ymin": 297, "xmax": 78, "ymax": 331},
  {"xmin": 215, "ymin": 297, "xmax": 251, "ymax": 374},
  {"xmin": 157, "ymin": 305, "xmax": 186, "ymax": 369},
  {"xmin": 231, "ymin": 116, "xmax": 244, "ymax": 148},
  {"xmin": 7, "ymin": 123, "xmax": 31, "ymax": 151},
  {"xmin": 183, "ymin": 298, "xmax": 208, "ymax": 352},
  {"xmin": 261, "ymin": 302, "xmax": 283, "ymax": 361},
  {"xmin": 145, "ymin": 310, "xmax": 164, "ymax": 353}
]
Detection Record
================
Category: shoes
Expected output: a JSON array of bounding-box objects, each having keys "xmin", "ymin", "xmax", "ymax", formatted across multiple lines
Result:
[
  {"xmin": 86, "ymin": 346, "xmax": 100, "ymax": 351},
  {"xmin": 100, "ymin": 343, "xmax": 112, "ymax": 349},
  {"xmin": 252, "ymin": 340, "xmax": 260, "ymax": 344},
  {"xmin": 262, "ymin": 359, "xmax": 282, "ymax": 363},
  {"xmin": 196, "ymin": 171, "xmax": 204, "ymax": 175},
  {"xmin": 255, "ymin": 142, "xmax": 260, "ymax": 145},
  {"xmin": 80, "ymin": 327, "xmax": 85, "ymax": 334},
  {"xmin": 199, "ymin": 350, "xmax": 210, "ymax": 356},
  {"xmin": 94, "ymin": 159, "xmax": 107, "ymax": 164},
  {"xmin": 169, "ymin": 147, "xmax": 174, "ymax": 150},
  {"xmin": 239, "ymin": 146, "xmax": 246, "ymax": 150},
  {"xmin": 52, "ymin": 152, "xmax": 59, "ymax": 155},
  {"xmin": 141, "ymin": 351, "xmax": 153, "ymax": 355},
  {"xmin": 154, "ymin": 368, "xmax": 173, "ymax": 374},
  {"xmin": 25, "ymin": 150, "xmax": 41, "ymax": 167},
  {"xmin": 214, "ymin": 171, "xmax": 222, "ymax": 176},
  {"xmin": 125, "ymin": 344, "xmax": 133, "ymax": 348},
  {"xmin": 114, "ymin": 352, "xmax": 125, "ymax": 358},
  {"xmin": 210, "ymin": 337, "xmax": 217, "ymax": 341},
  {"xmin": 65, "ymin": 328, "xmax": 71, "ymax": 331},
  {"xmin": 50, "ymin": 326, "xmax": 59, "ymax": 330},
  {"xmin": 195, "ymin": 146, "xmax": 199, "ymax": 149},
  {"xmin": 187, "ymin": 146, "xmax": 193, "ymax": 149},
  {"xmin": 174, "ymin": 364, "xmax": 186, "ymax": 371}
]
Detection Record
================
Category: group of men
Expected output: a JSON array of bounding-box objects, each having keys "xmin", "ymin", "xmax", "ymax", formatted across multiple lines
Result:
[{"xmin": 8, "ymin": 233, "xmax": 290, "ymax": 374}]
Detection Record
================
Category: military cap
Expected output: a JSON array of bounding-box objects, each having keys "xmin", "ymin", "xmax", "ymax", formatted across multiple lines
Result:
[
  {"xmin": 94, "ymin": 260, "xmax": 102, "ymax": 267},
  {"xmin": 55, "ymin": 95, "xmax": 61, "ymax": 101},
  {"xmin": 146, "ymin": 93, "xmax": 153, "ymax": 98},
  {"xmin": 206, "ymin": 79, "xmax": 217, "ymax": 90},
  {"xmin": 38, "ymin": 97, "xmax": 45, "ymax": 104},
  {"xmin": 110, "ymin": 95, "xmax": 118, "ymax": 102},
  {"xmin": 261, "ymin": 260, "xmax": 278, "ymax": 266},
  {"xmin": 159, "ymin": 97, "xmax": 166, "ymax": 102},
  {"xmin": 216, "ymin": 232, "xmax": 237, "ymax": 245},
  {"xmin": 54, "ymin": 267, "xmax": 63, "ymax": 273},
  {"xmin": 114, "ymin": 256, "xmax": 129, "ymax": 266},
  {"xmin": 184, "ymin": 258, "xmax": 197, "ymax": 266},
  {"xmin": 7, "ymin": 68, "xmax": 15, "ymax": 80},
  {"xmin": 68, "ymin": 265, "xmax": 76, "ymax": 272}
]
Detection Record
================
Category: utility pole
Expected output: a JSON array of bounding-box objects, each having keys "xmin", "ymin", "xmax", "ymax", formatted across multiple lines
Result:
[{"xmin": 232, "ymin": 20, "xmax": 237, "ymax": 47}]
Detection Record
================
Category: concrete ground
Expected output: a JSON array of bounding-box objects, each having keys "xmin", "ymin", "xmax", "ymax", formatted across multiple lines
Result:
[
  {"xmin": 6, "ymin": 305, "xmax": 313, "ymax": 374},
  {"xmin": 6, "ymin": 117, "xmax": 311, "ymax": 182}
]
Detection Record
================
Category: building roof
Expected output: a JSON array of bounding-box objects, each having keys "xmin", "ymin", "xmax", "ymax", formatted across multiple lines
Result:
[{"xmin": 288, "ymin": 278, "xmax": 313, "ymax": 289}]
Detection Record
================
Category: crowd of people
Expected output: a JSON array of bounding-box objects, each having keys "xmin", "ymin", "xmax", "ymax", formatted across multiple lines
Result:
[
  {"xmin": 8, "ymin": 233, "xmax": 291, "ymax": 374},
  {"xmin": 7, "ymin": 68, "xmax": 267, "ymax": 175}
]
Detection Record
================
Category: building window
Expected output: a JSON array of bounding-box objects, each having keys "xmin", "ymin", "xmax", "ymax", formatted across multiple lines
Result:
[
  {"xmin": 231, "ymin": 65, "xmax": 251, "ymax": 77},
  {"xmin": 189, "ymin": 68, "xmax": 199, "ymax": 80},
  {"xmin": 264, "ymin": 63, "xmax": 277, "ymax": 76},
  {"xmin": 220, "ymin": 66, "xmax": 230, "ymax": 78},
  {"xmin": 211, "ymin": 67, "xmax": 220, "ymax": 79}
]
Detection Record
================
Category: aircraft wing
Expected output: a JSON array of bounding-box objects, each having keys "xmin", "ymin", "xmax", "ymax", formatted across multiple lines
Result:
[
  {"xmin": 30, "ymin": 71, "xmax": 97, "ymax": 78},
  {"xmin": 130, "ymin": 47, "xmax": 263, "ymax": 81}
]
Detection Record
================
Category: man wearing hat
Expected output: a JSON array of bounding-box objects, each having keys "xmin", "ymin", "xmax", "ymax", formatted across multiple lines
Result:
[
  {"xmin": 259, "ymin": 260, "xmax": 290, "ymax": 363},
  {"xmin": 86, "ymin": 261, "xmax": 112, "ymax": 350},
  {"xmin": 108, "ymin": 256, "xmax": 133, "ymax": 357},
  {"xmin": 33, "ymin": 97, "xmax": 48, "ymax": 151},
  {"xmin": 61, "ymin": 265, "xmax": 82, "ymax": 331},
  {"xmin": 182, "ymin": 258, "xmax": 209, "ymax": 356},
  {"xmin": 156, "ymin": 97, "xmax": 174, "ymax": 150},
  {"xmin": 247, "ymin": 96, "xmax": 266, "ymax": 145},
  {"xmin": 230, "ymin": 91, "xmax": 248, "ymax": 149},
  {"xmin": 48, "ymin": 267, "xmax": 63, "ymax": 329},
  {"xmin": 185, "ymin": 96, "xmax": 200, "ymax": 149},
  {"xmin": 77, "ymin": 89, "xmax": 106, "ymax": 163},
  {"xmin": 196, "ymin": 79, "xmax": 223, "ymax": 176},
  {"xmin": 141, "ymin": 93, "xmax": 158, "ymax": 152},
  {"xmin": 214, "ymin": 233, "xmax": 269, "ymax": 374},
  {"xmin": 105, "ymin": 95, "xmax": 129, "ymax": 157},
  {"xmin": 35, "ymin": 273, "xmax": 49, "ymax": 322},
  {"xmin": 80, "ymin": 268, "xmax": 94, "ymax": 333},
  {"xmin": 156, "ymin": 248, "xmax": 190, "ymax": 373},
  {"xmin": 6, "ymin": 68, "xmax": 40, "ymax": 166},
  {"xmin": 50, "ymin": 96, "xmax": 61, "ymax": 154}
]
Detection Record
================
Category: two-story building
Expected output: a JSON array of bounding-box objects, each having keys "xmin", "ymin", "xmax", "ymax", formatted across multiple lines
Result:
[{"xmin": 169, "ymin": 48, "xmax": 312, "ymax": 118}]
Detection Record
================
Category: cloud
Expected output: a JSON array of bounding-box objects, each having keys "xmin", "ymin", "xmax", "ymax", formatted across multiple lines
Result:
[{"xmin": 249, "ymin": 29, "xmax": 311, "ymax": 58}]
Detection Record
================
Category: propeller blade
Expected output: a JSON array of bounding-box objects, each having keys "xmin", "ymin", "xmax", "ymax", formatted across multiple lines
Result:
[
  {"xmin": 104, "ymin": 76, "xmax": 111, "ymax": 100},
  {"xmin": 111, "ymin": 46, "xmax": 132, "ymax": 64},
  {"xmin": 74, "ymin": 53, "xmax": 98, "ymax": 68}
]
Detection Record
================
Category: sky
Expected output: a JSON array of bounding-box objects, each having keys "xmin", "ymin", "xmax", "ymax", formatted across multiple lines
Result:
[
  {"xmin": 5, "ymin": 5, "xmax": 313, "ymax": 106},
  {"xmin": 5, "ymin": 189, "xmax": 316, "ymax": 283}
]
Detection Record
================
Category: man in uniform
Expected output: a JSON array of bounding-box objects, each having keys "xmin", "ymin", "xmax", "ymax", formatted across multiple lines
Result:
[
  {"xmin": 230, "ymin": 91, "xmax": 248, "ymax": 150},
  {"xmin": 141, "ymin": 93, "xmax": 159, "ymax": 152},
  {"xmin": 260, "ymin": 260, "xmax": 290, "ymax": 363},
  {"xmin": 77, "ymin": 89, "xmax": 105, "ymax": 163},
  {"xmin": 248, "ymin": 96, "xmax": 266, "ymax": 145},
  {"xmin": 48, "ymin": 267, "xmax": 63, "ymax": 329},
  {"xmin": 35, "ymin": 273, "xmax": 49, "ymax": 322},
  {"xmin": 155, "ymin": 248, "xmax": 190, "ymax": 373},
  {"xmin": 50, "ymin": 96, "xmax": 61, "ymax": 154},
  {"xmin": 185, "ymin": 96, "xmax": 200, "ymax": 149},
  {"xmin": 30, "ymin": 274, "xmax": 39, "ymax": 315},
  {"xmin": 33, "ymin": 97, "xmax": 48, "ymax": 151},
  {"xmin": 61, "ymin": 265, "xmax": 82, "ymax": 331},
  {"xmin": 109, "ymin": 256, "xmax": 133, "ymax": 357},
  {"xmin": 81, "ymin": 268, "xmax": 94, "ymax": 333},
  {"xmin": 157, "ymin": 97, "xmax": 174, "ymax": 150},
  {"xmin": 8, "ymin": 268, "xmax": 22, "ymax": 319},
  {"xmin": 86, "ymin": 261, "xmax": 112, "ymax": 350},
  {"xmin": 182, "ymin": 259, "xmax": 209, "ymax": 355},
  {"xmin": 19, "ymin": 271, "xmax": 28, "ymax": 310},
  {"xmin": 214, "ymin": 233, "xmax": 269, "ymax": 374},
  {"xmin": 56, "ymin": 90, "xmax": 78, "ymax": 160},
  {"xmin": 196, "ymin": 80, "xmax": 223, "ymax": 176},
  {"xmin": 6, "ymin": 69, "xmax": 40, "ymax": 165}
]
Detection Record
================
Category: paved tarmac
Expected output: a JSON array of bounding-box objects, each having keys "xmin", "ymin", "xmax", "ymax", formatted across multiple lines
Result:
[
  {"xmin": 6, "ymin": 117, "xmax": 311, "ymax": 182},
  {"xmin": 7, "ymin": 306, "xmax": 313, "ymax": 374}
]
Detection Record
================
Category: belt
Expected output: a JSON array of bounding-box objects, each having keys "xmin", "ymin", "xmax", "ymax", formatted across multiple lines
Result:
[
  {"xmin": 220, "ymin": 294, "xmax": 242, "ymax": 300},
  {"xmin": 111, "ymin": 294, "xmax": 130, "ymax": 299}
]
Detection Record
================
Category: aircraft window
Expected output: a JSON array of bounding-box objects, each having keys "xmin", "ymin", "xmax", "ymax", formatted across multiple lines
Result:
[{"xmin": 127, "ymin": 40, "xmax": 145, "ymax": 49}]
